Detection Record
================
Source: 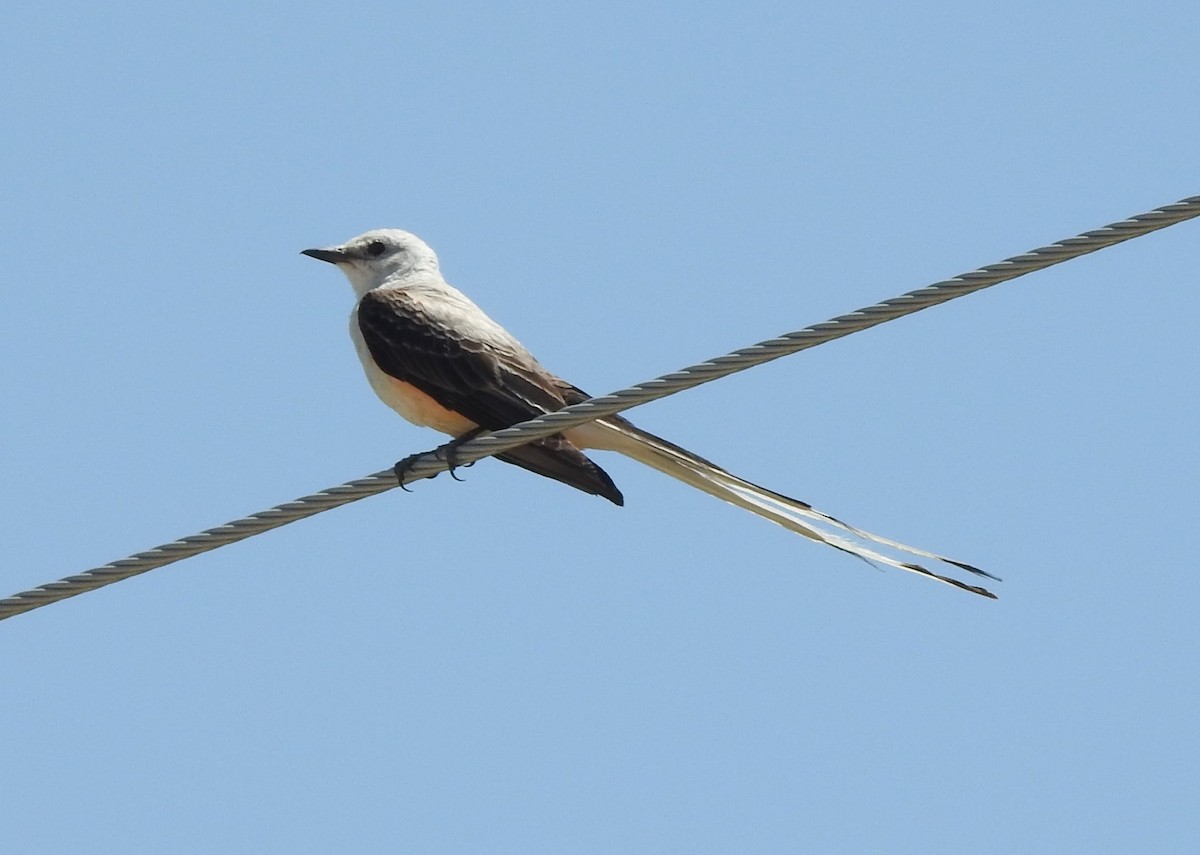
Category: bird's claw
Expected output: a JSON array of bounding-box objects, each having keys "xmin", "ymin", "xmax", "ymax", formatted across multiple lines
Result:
[
  {"xmin": 443, "ymin": 427, "xmax": 484, "ymax": 481},
  {"xmin": 444, "ymin": 444, "xmax": 466, "ymax": 481},
  {"xmin": 393, "ymin": 453, "xmax": 425, "ymax": 491}
]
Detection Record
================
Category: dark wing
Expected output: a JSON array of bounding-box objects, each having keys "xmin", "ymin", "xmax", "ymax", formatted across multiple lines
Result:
[{"xmin": 357, "ymin": 289, "xmax": 623, "ymax": 505}]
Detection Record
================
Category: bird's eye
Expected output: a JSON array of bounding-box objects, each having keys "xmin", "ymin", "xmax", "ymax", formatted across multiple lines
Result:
[{"xmin": 366, "ymin": 240, "xmax": 387, "ymax": 257}]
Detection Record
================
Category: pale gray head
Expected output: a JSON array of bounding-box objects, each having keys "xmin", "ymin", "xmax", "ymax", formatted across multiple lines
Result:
[{"xmin": 301, "ymin": 229, "xmax": 440, "ymax": 295}]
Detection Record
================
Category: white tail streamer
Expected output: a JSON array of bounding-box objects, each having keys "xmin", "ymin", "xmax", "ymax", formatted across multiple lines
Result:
[{"xmin": 589, "ymin": 420, "xmax": 998, "ymax": 598}]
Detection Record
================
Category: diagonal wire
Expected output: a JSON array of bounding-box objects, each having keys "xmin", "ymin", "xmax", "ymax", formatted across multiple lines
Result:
[{"xmin": 2, "ymin": 195, "xmax": 1198, "ymax": 622}]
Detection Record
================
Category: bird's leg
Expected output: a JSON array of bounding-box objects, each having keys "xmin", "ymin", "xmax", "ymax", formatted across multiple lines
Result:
[
  {"xmin": 393, "ymin": 428, "xmax": 486, "ymax": 489},
  {"xmin": 443, "ymin": 427, "xmax": 486, "ymax": 481}
]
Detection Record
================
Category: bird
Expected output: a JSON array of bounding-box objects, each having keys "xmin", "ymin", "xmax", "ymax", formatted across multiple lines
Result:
[{"xmin": 302, "ymin": 229, "xmax": 997, "ymax": 598}]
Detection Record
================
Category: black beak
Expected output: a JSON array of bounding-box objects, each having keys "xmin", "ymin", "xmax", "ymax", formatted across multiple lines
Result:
[{"xmin": 301, "ymin": 247, "xmax": 348, "ymax": 264}]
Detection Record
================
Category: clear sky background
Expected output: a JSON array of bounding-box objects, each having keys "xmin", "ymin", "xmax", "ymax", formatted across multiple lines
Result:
[{"xmin": 2, "ymin": 3, "xmax": 1197, "ymax": 853}]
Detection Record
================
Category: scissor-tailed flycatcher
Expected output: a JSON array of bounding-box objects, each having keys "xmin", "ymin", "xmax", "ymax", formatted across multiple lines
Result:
[{"xmin": 303, "ymin": 230, "xmax": 997, "ymax": 598}]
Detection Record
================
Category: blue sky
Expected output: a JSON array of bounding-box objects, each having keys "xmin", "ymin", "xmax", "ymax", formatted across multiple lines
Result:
[{"xmin": 2, "ymin": 2, "xmax": 1198, "ymax": 852}]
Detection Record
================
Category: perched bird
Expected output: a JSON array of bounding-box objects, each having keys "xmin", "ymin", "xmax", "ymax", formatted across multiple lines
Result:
[{"xmin": 303, "ymin": 230, "xmax": 997, "ymax": 597}]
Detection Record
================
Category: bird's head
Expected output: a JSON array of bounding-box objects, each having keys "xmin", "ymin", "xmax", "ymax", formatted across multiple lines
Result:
[{"xmin": 302, "ymin": 229, "xmax": 440, "ymax": 295}]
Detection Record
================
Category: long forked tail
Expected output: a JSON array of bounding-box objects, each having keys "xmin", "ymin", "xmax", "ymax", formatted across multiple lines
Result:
[{"xmin": 588, "ymin": 419, "xmax": 999, "ymax": 598}]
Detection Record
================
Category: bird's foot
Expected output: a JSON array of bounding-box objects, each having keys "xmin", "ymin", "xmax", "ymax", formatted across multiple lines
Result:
[
  {"xmin": 443, "ymin": 428, "xmax": 485, "ymax": 481},
  {"xmin": 393, "ymin": 453, "xmax": 426, "ymax": 491},
  {"xmin": 393, "ymin": 428, "xmax": 485, "ymax": 489}
]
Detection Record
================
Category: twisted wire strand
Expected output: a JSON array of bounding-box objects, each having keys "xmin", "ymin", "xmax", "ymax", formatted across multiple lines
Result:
[{"xmin": 3, "ymin": 195, "xmax": 1197, "ymax": 621}]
